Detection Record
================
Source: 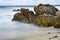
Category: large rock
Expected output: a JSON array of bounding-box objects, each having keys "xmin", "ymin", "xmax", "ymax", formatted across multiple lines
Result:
[
  {"xmin": 12, "ymin": 13, "xmax": 26, "ymax": 22},
  {"xmin": 12, "ymin": 8, "xmax": 35, "ymax": 23},
  {"xmin": 34, "ymin": 4, "xmax": 58, "ymax": 16},
  {"xmin": 12, "ymin": 4, "xmax": 60, "ymax": 28}
]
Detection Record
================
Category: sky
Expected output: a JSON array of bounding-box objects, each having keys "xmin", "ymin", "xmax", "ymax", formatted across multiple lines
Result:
[{"xmin": 0, "ymin": 0, "xmax": 60, "ymax": 5}]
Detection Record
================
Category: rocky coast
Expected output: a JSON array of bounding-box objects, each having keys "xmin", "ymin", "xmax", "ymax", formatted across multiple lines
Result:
[{"xmin": 12, "ymin": 4, "xmax": 60, "ymax": 28}]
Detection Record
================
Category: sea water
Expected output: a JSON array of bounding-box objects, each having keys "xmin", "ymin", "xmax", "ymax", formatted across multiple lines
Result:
[{"xmin": 0, "ymin": 6, "xmax": 60, "ymax": 39}]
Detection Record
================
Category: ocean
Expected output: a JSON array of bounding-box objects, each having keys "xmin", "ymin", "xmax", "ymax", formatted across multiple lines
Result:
[{"xmin": 0, "ymin": 6, "xmax": 60, "ymax": 40}]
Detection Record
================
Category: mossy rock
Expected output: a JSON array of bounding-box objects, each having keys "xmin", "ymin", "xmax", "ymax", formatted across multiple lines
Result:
[
  {"xmin": 12, "ymin": 8, "xmax": 35, "ymax": 23},
  {"xmin": 12, "ymin": 13, "xmax": 21, "ymax": 20},
  {"xmin": 34, "ymin": 16, "xmax": 49, "ymax": 27}
]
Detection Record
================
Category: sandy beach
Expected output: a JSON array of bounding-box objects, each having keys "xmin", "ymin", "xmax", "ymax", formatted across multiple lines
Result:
[
  {"xmin": 23, "ymin": 32, "xmax": 60, "ymax": 40},
  {"xmin": 3, "ymin": 32, "xmax": 60, "ymax": 40}
]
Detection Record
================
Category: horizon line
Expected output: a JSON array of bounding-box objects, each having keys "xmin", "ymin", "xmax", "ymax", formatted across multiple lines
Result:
[{"xmin": 0, "ymin": 5, "xmax": 60, "ymax": 7}]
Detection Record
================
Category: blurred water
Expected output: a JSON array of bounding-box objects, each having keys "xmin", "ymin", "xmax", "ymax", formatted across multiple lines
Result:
[{"xmin": 0, "ymin": 6, "xmax": 60, "ymax": 40}]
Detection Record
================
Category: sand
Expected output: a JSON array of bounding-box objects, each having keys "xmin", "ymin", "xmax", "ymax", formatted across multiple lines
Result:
[
  {"xmin": 4, "ymin": 32, "xmax": 60, "ymax": 40},
  {"xmin": 22, "ymin": 32, "xmax": 60, "ymax": 40}
]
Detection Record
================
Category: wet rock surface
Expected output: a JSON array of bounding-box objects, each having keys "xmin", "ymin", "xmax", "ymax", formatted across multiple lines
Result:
[{"xmin": 12, "ymin": 4, "xmax": 60, "ymax": 28}]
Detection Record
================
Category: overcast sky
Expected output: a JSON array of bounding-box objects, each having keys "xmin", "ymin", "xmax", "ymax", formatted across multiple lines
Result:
[{"xmin": 0, "ymin": 0, "xmax": 60, "ymax": 5}]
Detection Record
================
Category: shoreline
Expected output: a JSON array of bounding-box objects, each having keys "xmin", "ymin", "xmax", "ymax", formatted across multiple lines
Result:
[
  {"xmin": 2, "ymin": 32, "xmax": 60, "ymax": 40},
  {"xmin": 22, "ymin": 32, "xmax": 60, "ymax": 40}
]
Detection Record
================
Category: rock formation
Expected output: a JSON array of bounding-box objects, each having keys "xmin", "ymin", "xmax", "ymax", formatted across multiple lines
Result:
[{"xmin": 12, "ymin": 4, "xmax": 60, "ymax": 28}]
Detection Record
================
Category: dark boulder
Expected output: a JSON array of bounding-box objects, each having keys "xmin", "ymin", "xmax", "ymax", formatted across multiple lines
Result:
[{"xmin": 34, "ymin": 4, "xmax": 58, "ymax": 16}]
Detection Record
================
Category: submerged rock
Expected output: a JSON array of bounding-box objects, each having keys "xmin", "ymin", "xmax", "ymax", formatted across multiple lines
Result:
[
  {"xmin": 13, "ymin": 9, "xmax": 20, "ymax": 11},
  {"xmin": 34, "ymin": 4, "xmax": 58, "ymax": 16}
]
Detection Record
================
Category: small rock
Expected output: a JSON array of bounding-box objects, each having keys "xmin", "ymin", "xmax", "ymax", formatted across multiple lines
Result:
[
  {"xmin": 13, "ymin": 9, "xmax": 20, "ymax": 11},
  {"xmin": 52, "ymin": 35, "xmax": 58, "ymax": 38},
  {"xmin": 48, "ymin": 32, "xmax": 51, "ymax": 34}
]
